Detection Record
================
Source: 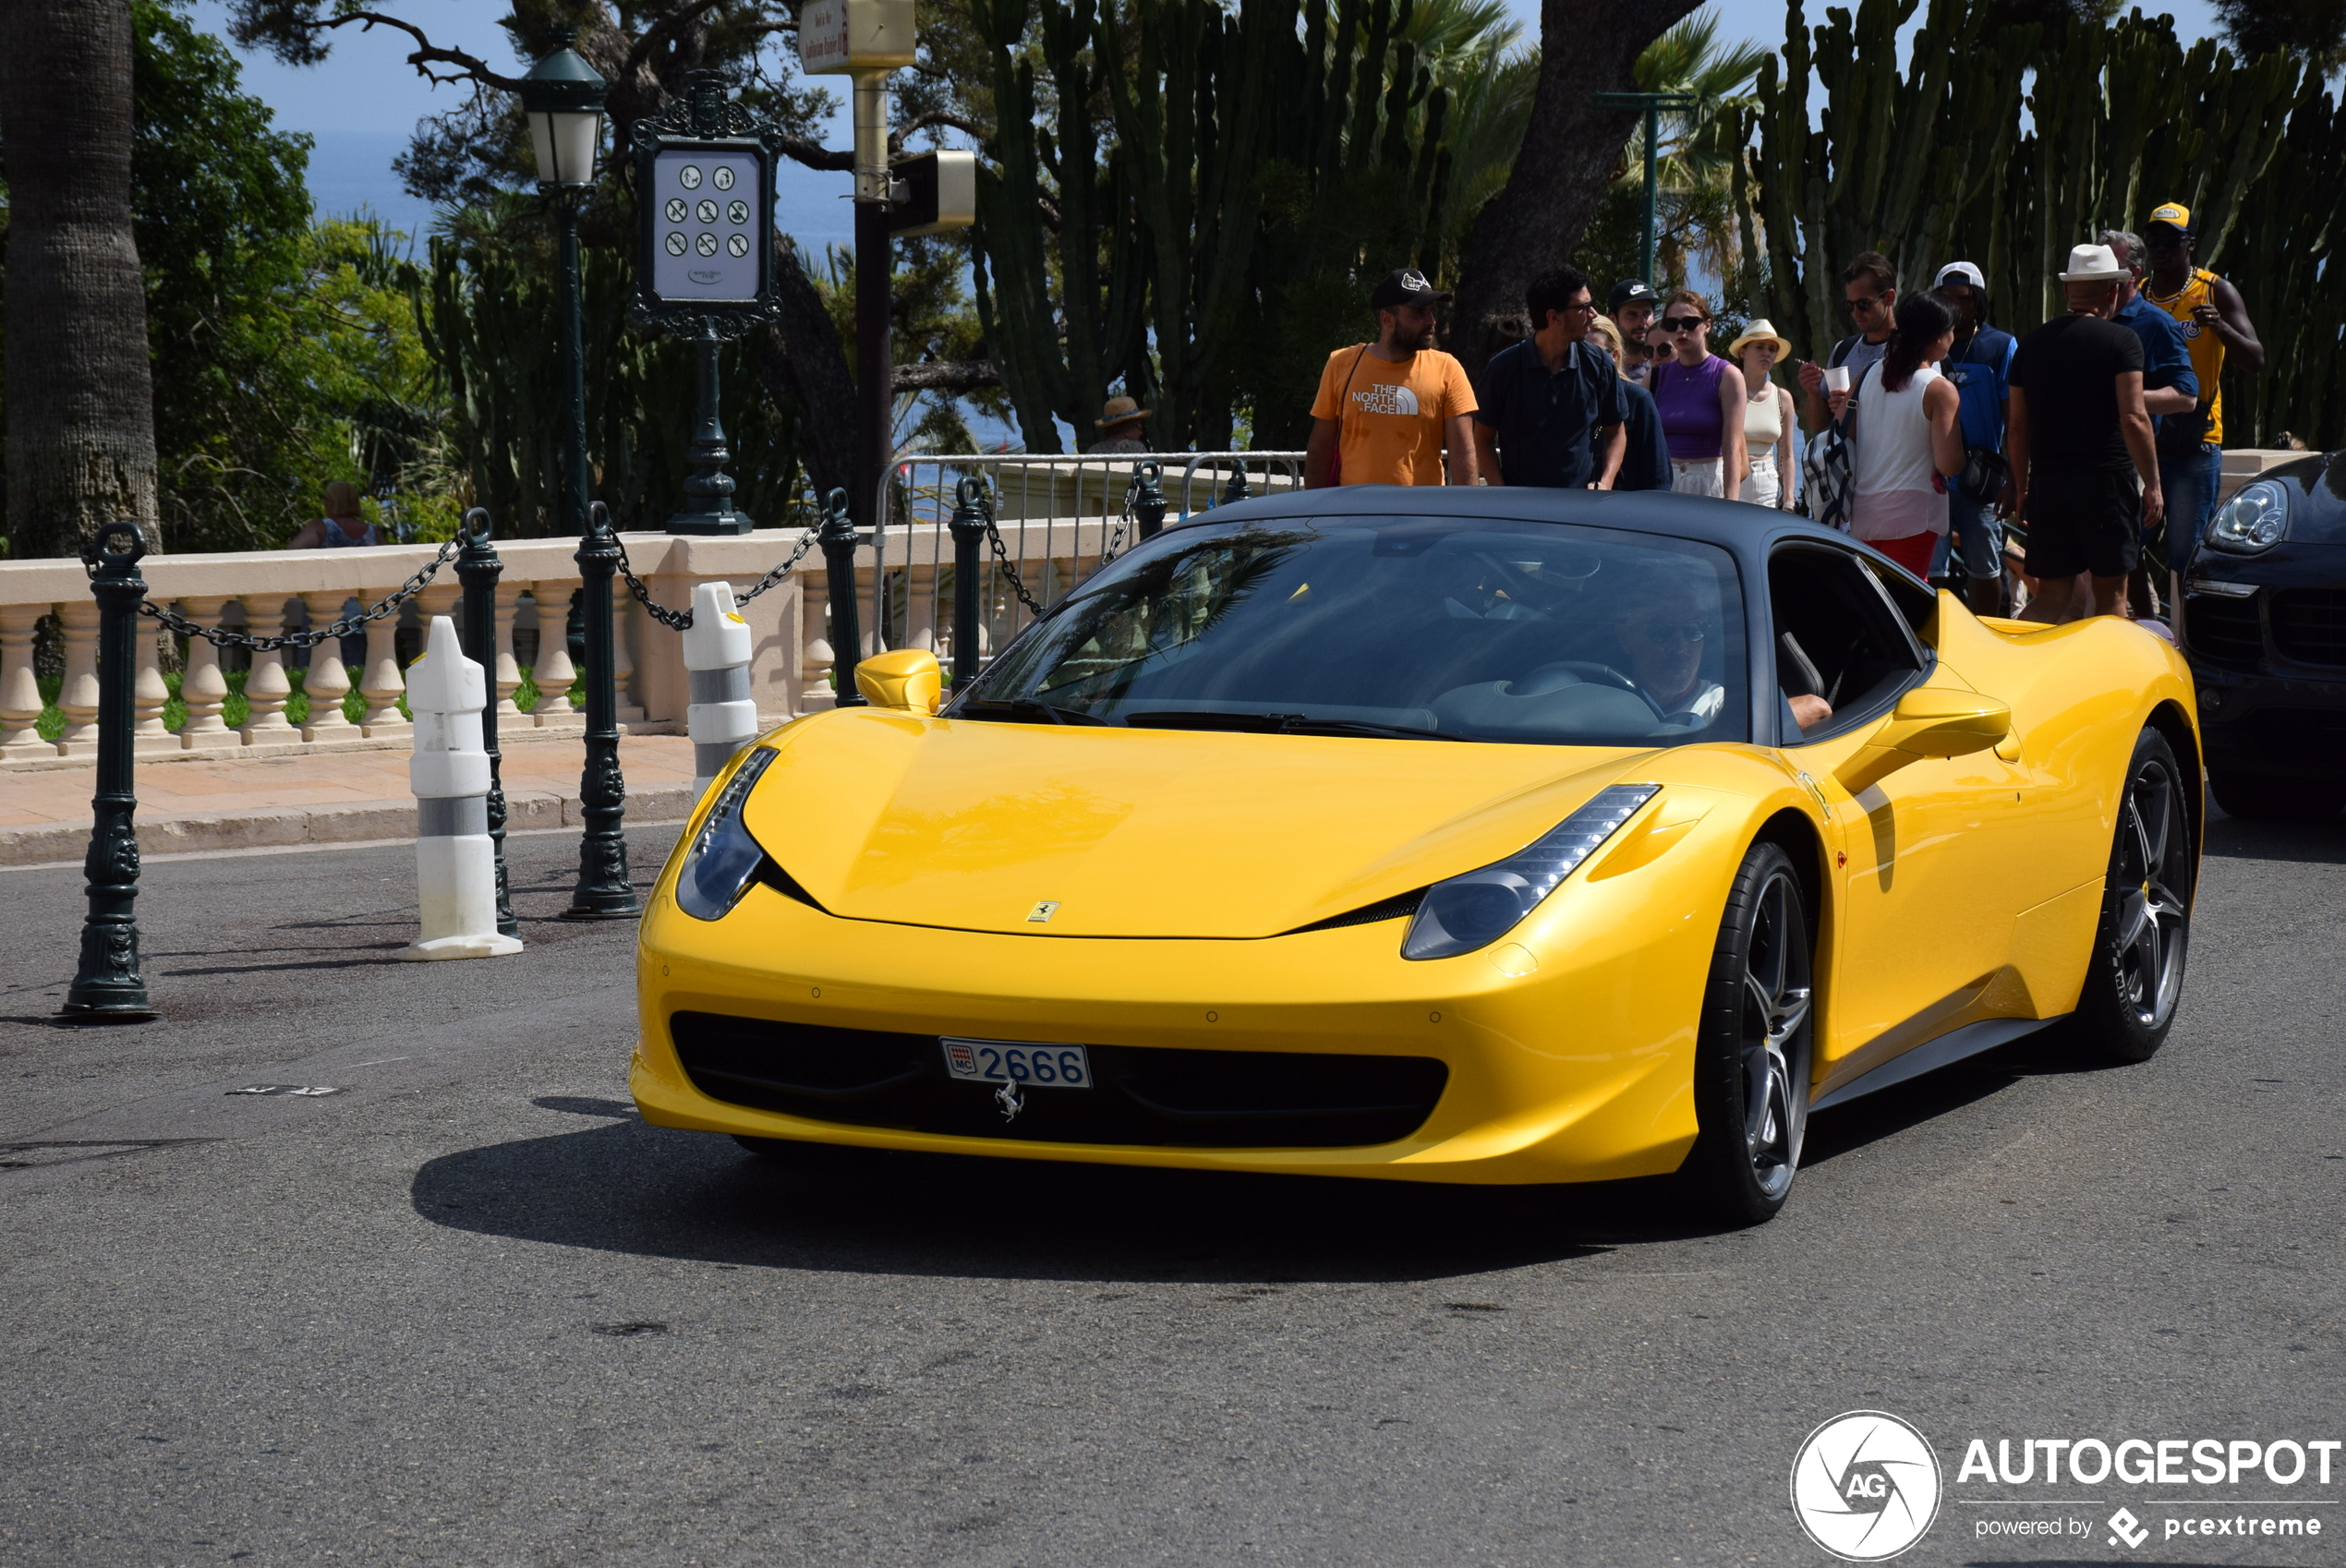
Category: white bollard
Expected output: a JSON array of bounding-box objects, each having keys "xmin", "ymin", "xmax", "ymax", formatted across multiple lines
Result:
[
  {"xmin": 683, "ymin": 581, "xmax": 759, "ymax": 796},
  {"xmin": 400, "ymin": 616, "xmax": 523, "ymax": 961}
]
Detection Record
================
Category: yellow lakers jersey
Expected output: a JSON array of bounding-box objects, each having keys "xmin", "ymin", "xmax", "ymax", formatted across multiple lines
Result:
[{"xmin": 2146, "ymin": 267, "xmax": 2224, "ymax": 447}]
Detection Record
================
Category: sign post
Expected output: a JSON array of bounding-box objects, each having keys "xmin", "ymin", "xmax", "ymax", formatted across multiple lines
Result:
[{"xmin": 631, "ymin": 71, "xmax": 788, "ymax": 536}]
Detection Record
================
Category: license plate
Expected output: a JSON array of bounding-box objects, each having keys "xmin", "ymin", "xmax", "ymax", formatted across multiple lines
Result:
[{"xmin": 940, "ymin": 1037, "xmax": 1093, "ymax": 1090}]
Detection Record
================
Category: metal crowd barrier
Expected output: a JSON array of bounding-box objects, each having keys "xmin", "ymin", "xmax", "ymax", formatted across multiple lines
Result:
[{"xmin": 869, "ymin": 451, "xmax": 1306, "ymax": 667}]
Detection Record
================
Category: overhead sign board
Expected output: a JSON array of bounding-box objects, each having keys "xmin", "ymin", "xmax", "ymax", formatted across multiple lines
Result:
[{"xmin": 800, "ymin": 0, "xmax": 917, "ymax": 72}]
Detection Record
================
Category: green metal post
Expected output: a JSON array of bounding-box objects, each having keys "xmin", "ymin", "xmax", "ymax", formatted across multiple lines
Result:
[
  {"xmin": 1642, "ymin": 101, "xmax": 1662, "ymax": 288},
  {"xmin": 62, "ymin": 522, "xmax": 155, "ymax": 1021}
]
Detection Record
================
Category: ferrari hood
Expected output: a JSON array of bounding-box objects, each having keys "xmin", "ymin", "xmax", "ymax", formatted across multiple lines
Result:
[{"xmin": 739, "ymin": 710, "xmax": 1651, "ymax": 939}]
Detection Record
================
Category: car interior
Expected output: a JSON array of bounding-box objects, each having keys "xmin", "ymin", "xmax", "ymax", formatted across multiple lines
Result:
[
  {"xmin": 1768, "ymin": 544, "xmax": 1932, "ymax": 744},
  {"xmin": 1001, "ymin": 523, "xmax": 1752, "ymax": 746}
]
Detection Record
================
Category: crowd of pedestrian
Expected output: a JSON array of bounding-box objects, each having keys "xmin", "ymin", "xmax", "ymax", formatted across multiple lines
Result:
[{"xmin": 1294, "ymin": 200, "xmax": 2262, "ymax": 627}]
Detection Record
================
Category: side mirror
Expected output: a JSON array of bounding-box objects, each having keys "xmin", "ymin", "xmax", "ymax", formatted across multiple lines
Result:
[
  {"xmin": 1833, "ymin": 687, "xmax": 2011, "ymax": 792},
  {"xmin": 853, "ymin": 647, "xmax": 943, "ymax": 714}
]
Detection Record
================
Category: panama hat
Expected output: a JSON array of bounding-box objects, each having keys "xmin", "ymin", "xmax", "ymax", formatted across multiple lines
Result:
[
  {"xmin": 1727, "ymin": 318, "xmax": 1794, "ymax": 359},
  {"xmin": 2057, "ymin": 243, "xmax": 2128, "ymax": 283},
  {"xmin": 1094, "ymin": 395, "xmax": 1151, "ymax": 429}
]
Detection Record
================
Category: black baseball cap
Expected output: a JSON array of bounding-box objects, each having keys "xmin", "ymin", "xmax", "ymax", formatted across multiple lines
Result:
[
  {"xmin": 1370, "ymin": 268, "xmax": 1452, "ymax": 309},
  {"xmin": 1609, "ymin": 279, "xmax": 1656, "ymax": 312}
]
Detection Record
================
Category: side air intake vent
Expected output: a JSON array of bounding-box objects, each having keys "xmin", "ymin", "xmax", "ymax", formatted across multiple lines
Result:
[{"xmin": 1286, "ymin": 888, "xmax": 1427, "ymax": 935}]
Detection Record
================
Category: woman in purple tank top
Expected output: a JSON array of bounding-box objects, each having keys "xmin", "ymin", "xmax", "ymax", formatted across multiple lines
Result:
[{"xmin": 1649, "ymin": 290, "xmax": 1746, "ymax": 501}]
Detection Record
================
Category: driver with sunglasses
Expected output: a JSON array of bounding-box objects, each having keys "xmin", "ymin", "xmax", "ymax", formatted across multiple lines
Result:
[{"xmin": 1611, "ymin": 578, "xmax": 1730, "ymax": 728}]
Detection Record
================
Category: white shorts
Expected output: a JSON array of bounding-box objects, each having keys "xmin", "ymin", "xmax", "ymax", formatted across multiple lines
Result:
[
  {"xmin": 1744, "ymin": 452, "xmax": 1783, "ymax": 509},
  {"xmin": 1671, "ymin": 458, "xmax": 1724, "ymax": 498}
]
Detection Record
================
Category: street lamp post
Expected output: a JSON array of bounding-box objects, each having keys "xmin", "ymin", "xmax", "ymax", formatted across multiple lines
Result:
[
  {"xmin": 1591, "ymin": 91, "xmax": 1697, "ymax": 287},
  {"xmin": 519, "ymin": 27, "xmax": 635, "ymax": 921}
]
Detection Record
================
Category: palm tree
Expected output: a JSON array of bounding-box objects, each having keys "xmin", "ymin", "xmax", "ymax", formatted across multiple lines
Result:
[
  {"xmin": 1625, "ymin": 9, "xmax": 1768, "ymax": 287},
  {"xmin": 1, "ymin": 0, "xmax": 161, "ymax": 556},
  {"xmin": 1400, "ymin": 0, "xmax": 1542, "ymax": 280}
]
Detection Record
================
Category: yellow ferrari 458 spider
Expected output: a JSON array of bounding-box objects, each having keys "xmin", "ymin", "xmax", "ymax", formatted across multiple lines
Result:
[{"xmin": 631, "ymin": 488, "xmax": 2200, "ymax": 1222}]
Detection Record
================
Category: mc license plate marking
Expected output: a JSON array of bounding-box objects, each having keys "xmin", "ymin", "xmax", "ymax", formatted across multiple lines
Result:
[{"xmin": 940, "ymin": 1038, "xmax": 1094, "ymax": 1090}]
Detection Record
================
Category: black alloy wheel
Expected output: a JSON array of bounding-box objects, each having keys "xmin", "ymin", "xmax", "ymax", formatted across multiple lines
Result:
[
  {"xmin": 1683, "ymin": 839, "xmax": 1814, "ymax": 1224},
  {"xmin": 2207, "ymin": 768, "xmax": 2346, "ymax": 824},
  {"xmin": 2069, "ymin": 728, "xmax": 2195, "ymax": 1063}
]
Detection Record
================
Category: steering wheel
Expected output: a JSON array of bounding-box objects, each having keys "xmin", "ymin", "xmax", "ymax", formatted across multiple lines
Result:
[{"xmin": 1513, "ymin": 661, "xmax": 1670, "ymax": 721}]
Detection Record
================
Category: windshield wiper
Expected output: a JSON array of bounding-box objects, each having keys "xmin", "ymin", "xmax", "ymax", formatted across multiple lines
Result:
[
  {"xmin": 951, "ymin": 697, "xmax": 1106, "ymax": 726},
  {"xmin": 1123, "ymin": 710, "xmax": 1479, "ymax": 742}
]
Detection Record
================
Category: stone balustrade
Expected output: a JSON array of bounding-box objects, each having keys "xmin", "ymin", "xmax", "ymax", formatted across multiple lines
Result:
[{"xmin": 0, "ymin": 519, "xmax": 1126, "ymax": 768}]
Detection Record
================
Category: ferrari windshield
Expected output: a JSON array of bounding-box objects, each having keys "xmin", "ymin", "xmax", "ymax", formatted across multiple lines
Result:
[{"xmin": 956, "ymin": 514, "xmax": 1748, "ymax": 745}]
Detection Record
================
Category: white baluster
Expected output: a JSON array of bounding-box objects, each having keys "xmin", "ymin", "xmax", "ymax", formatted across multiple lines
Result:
[
  {"xmin": 134, "ymin": 624, "xmax": 176, "ymax": 755},
  {"xmin": 801, "ymin": 578, "xmax": 836, "ymax": 712},
  {"xmin": 299, "ymin": 592, "xmax": 357, "ymax": 741},
  {"xmin": 531, "ymin": 582, "xmax": 582, "ymax": 728},
  {"xmin": 611, "ymin": 594, "xmax": 644, "ymax": 724},
  {"xmin": 358, "ymin": 590, "xmax": 411, "ymax": 739},
  {"xmin": 0, "ymin": 604, "xmax": 56, "ymax": 758},
  {"xmin": 240, "ymin": 597, "xmax": 297, "ymax": 741},
  {"xmin": 175, "ymin": 597, "xmax": 242, "ymax": 751},
  {"xmin": 493, "ymin": 578, "xmax": 526, "ymax": 719},
  {"xmin": 54, "ymin": 597, "xmax": 101, "ymax": 755}
]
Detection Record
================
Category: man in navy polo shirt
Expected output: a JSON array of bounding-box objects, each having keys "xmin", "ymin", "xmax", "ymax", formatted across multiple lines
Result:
[
  {"xmin": 1931, "ymin": 261, "xmax": 2016, "ymax": 615},
  {"xmin": 2100, "ymin": 228, "xmax": 2197, "ymax": 609},
  {"xmin": 1472, "ymin": 265, "xmax": 1627, "ymax": 489}
]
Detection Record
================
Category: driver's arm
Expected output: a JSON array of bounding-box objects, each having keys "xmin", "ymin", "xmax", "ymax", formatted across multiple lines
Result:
[{"xmin": 1789, "ymin": 694, "xmax": 1833, "ymax": 730}]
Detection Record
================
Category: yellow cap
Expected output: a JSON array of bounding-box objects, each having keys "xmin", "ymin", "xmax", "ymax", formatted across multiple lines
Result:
[{"xmin": 2147, "ymin": 201, "xmax": 2193, "ymax": 233}]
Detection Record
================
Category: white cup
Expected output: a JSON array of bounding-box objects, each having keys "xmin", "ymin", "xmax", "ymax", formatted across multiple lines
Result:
[{"xmin": 1823, "ymin": 365, "xmax": 1851, "ymax": 392}]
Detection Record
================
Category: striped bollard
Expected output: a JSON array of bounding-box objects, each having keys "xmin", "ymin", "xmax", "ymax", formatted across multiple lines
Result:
[
  {"xmin": 401, "ymin": 616, "xmax": 523, "ymax": 960},
  {"xmin": 683, "ymin": 581, "xmax": 758, "ymax": 796}
]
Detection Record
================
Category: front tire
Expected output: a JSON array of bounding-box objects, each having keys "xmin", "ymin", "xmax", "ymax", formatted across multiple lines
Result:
[
  {"xmin": 1681, "ymin": 840, "xmax": 1814, "ymax": 1224},
  {"xmin": 2069, "ymin": 728, "xmax": 2195, "ymax": 1063}
]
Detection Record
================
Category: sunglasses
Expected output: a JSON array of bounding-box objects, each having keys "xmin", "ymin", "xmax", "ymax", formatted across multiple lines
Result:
[
  {"xmin": 1628, "ymin": 618, "xmax": 1706, "ymax": 645},
  {"xmin": 1847, "ymin": 295, "xmax": 1886, "ymax": 313},
  {"xmin": 1662, "ymin": 317, "xmax": 1707, "ymax": 333}
]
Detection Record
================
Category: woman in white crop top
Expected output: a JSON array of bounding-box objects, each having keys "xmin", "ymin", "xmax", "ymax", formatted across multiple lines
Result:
[
  {"xmin": 1729, "ymin": 320, "xmax": 1798, "ymax": 510},
  {"xmin": 1832, "ymin": 292, "xmax": 1965, "ymax": 578}
]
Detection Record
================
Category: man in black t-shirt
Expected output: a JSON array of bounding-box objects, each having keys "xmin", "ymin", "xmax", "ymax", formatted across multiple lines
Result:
[
  {"xmin": 1474, "ymin": 265, "xmax": 1628, "ymax": 489},
  {"xmin": 2009, "ymin": 243, "xmax": 2165, "ymax": 624}
]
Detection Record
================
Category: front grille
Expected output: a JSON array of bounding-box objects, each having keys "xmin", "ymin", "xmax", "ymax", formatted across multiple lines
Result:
[
  {"xmin": 2269, "ymin": 589, "xmax": 2346, "ymax": 667},
  {"xmin": 2183, "ymin": 594, "xmax": 2263, "ymax": 665},
  {"xmin": 671, "ymin": 1010, "xmax": 1448, "ymax": 1149}
]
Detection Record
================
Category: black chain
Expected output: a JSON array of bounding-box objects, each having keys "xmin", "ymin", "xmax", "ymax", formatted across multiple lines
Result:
[
  {"xmin": 608, "ymin": 501, "xmax": 823, "ymax": 632},
  {"xmin": 973, "ymin": 485, "xmax": 1048, "ymax": 619},
  {"xmin": 125, "ymin": 538, "xmax": 460, "ymax": 651}
]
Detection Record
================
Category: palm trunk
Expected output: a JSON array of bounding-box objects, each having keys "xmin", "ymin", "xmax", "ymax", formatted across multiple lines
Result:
[
  {"xmin": 1449, "ymin": 0, "xmax": 1700, "ymax": 388},
  {"xmin": 2, "ymin": 0, "xmax": 160, "ymax": 558}
]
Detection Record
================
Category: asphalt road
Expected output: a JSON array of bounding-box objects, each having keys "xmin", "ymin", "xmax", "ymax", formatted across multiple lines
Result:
[{"xmin": 0, "ymin": 808, "xmax": 2340, "ymax": 1568}]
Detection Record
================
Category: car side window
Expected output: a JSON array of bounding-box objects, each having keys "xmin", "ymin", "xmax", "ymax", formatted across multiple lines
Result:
[{"xmin": 1768, "ymin": 545, "xmax": 1929, "ymax": 745}]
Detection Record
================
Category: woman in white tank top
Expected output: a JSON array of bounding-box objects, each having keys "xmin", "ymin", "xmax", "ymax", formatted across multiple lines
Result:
[
  {"xmin": 1841, "ymin": 292, "xmax": 1965, "ymax": 578},
  {"xmin": 1729, "ymin": 320, "xmax": 1798, "ymax": 509}
]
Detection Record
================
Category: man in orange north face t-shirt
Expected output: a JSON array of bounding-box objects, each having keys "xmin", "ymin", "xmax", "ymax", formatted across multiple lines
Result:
[{"xmin": 1306, "ymin": 269, "xmax": 1479, "ymax": 488}]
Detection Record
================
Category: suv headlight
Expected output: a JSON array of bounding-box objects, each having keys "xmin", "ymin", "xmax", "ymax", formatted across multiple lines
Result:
[
  {"xmin": 1401, "ymin": 784, "xmax": 1659, "ymax": 959},
  {"xmin": 2204, "ymin": 478, "xmax": 2290, "ymax": 555},
  {"xmin": 675, "ymin": 749, "xmax": 777, "ymax": 921}
]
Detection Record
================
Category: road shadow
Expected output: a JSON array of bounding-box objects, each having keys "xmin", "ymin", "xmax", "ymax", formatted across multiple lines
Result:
[
  {"xmin": 2201, "ymin": 811, "xmax": 2346, "ymax": 865},
  {"xmin": 408, "ymin": 1109, "xmax": 1763, "ymax": 1283}
]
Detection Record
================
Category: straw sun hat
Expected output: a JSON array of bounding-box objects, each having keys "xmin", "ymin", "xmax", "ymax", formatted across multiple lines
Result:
[
  {"xmin": 1726, "ymin": 319, "xmax": 1794, "ymax": 359},
  {"xmin": 1095, "ymin": 395, "xmax": 1151, "ymax": 429}
]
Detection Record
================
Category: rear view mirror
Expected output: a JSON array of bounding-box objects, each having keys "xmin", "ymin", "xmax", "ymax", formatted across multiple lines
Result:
[
  {"xmin": 1834, "ymin": 687, "xmax": 2011, "ymax": 791},
  {"xmin": 854, "ymin": 648, "xmax": 943, "ymax": 714}
]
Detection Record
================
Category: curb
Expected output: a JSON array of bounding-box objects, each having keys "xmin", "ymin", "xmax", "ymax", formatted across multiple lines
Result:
[{"xmin": 0, "ymin": 784, "xmax": 702, "ymax": 868}]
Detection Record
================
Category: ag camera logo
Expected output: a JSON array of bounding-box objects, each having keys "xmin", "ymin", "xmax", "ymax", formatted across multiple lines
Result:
[{"xmin": 1792, "ymin": 1411, "xmax": 1943, "ymax": 1561}]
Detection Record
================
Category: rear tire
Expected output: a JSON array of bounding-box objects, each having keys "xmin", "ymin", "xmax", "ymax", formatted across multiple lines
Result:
[
  {"xmin": 1680, "ymin": 840, "xmax": 1813, "ymax": 1225},
  {"xmin": 2069, "ymin": 728, "xmax": 2195, "ymax": 1063},
  {"xmin": 2208, "ymin": 767, "xmax": 2345, "ymax": 823}
]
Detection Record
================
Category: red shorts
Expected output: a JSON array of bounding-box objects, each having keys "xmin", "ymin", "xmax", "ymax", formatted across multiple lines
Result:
[{"xmin": 1867, "ymin": 534, "xmax": 1938, "ymax": 579}]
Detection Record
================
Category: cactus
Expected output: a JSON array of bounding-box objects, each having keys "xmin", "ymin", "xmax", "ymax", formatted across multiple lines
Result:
[{"xmin": 971, "ymin": 0, "xmax": 1452, "ymax": 452}]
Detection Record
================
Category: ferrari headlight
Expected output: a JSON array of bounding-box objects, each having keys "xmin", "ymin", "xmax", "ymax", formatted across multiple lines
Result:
[
  {"xmin": 2204, "ymin": 479, "xmax": 2289, "ymax": 555},
  {"xmin": 675, "ymin": 748, "xmax": 777, "ymax": 921},
  {"xmin": 1401, "ymin": 784, "xmax": 1659, "ymax": 960}
]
